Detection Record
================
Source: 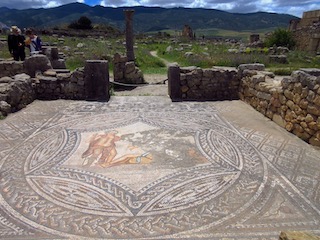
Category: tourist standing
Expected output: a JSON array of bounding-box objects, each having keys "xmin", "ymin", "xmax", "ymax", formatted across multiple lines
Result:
[
  {"xmin": 25, "ymin": 29, "xmax": 42, "ymax": 55},
  {"xmin": 7, "ymin": 26, "xmax": 26, "ymax": 61}
]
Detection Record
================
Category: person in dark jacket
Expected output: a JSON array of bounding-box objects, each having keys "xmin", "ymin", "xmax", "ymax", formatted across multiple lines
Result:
[{"xmin": 7, "ymin": 26, "xmax": 26, "ymax": 61}]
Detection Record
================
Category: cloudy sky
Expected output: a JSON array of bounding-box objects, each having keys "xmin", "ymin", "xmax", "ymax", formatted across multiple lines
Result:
[{"xmin": 0, "ymin": 0, "xmax": 319, "ymax": 17}]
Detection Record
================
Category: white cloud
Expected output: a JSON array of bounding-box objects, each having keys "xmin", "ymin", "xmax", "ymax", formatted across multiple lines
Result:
[{"xmin": 0, "ymin": 0, "xmax": 319, "ymax": 17}]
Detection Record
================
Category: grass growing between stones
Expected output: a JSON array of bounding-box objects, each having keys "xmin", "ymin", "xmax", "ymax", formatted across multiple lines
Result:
[{"xmin": 1, "ymin": 34, "xmax": 319, "ymax": 76}]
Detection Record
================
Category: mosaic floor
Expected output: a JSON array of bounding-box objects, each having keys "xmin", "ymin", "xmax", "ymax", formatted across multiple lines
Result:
[{"xmin": 0, "ymin": 97, "xmax": 319, "ymax": 240}]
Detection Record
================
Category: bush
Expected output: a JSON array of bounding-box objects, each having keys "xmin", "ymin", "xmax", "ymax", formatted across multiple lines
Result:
[
  {"xmin": 68, "ymin": 16, "xmax": 93, "ymax": 30},
  {"xmin": 265, "ymin": 28, "xmax": 295, "ymax": 49}
]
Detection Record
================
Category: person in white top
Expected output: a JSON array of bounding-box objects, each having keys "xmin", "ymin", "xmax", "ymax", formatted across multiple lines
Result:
[{"xmin": 25, "ymin": 28, "xmax": 42, "ymax": 55}]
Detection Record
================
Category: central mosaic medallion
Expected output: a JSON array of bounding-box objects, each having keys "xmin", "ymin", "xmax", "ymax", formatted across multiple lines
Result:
[
  {"xmin": 1, "ymin": 109, "xmax": 266, "ymax": 238},
  {"xmin": 63, "ymin": 122, "xmax": 209, "ymax": 190}
]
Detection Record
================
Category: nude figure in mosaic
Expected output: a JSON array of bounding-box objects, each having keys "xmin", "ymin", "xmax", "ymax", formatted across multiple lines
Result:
[
  {"xmin": 81, "ymin": 131, "xmax": 120, "ymax": 167},
  {"xmin": 82, "ymin": 131, "xmax": 152, "ymax": 168}
]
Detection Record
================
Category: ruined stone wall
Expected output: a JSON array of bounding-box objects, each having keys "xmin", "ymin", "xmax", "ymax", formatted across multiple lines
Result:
[
  {"xmin": 34, "ymin": 69, "xmax": 86, "ymax": 100},
  {"xmin": 300, "ymin": 10, "xmax": 320, "ymax": 27},
  {"xmin": 0, "ymin": 58, "xmax": 110, "ymax": 117},
  {"xmin": 239, "ymin": 68, "xmax": 320, "ymax": 146},
  {"xmin": 0, "ymin": 61, "xmax": 24, "ymax": 78},
  {"xmin": 168, "ymin": 64, "xmax": 320, "ymax": 146},
  {"xmin": 292, "ymin": 26, "xmax": 320, "ymax": 52},
  {"xmin": 113, "ymin": 53, "xmax": 144, "ymax": 84},
  {"xmin": 291, "ymin": 10, "xmax": 320, "ymax": 53},
  {"xmin": 170, "ymin": 66, "xmax": 240, "ymax": 101}
]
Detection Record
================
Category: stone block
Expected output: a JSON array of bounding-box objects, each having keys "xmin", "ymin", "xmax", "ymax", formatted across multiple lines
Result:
[
  {"xmin": 24, "ymin": 54, "xmax": 52, "ymax": 77},
  {"xmin": 84, "ymin": 60, "xmax": 109, "ymax": 101},
  {"xmin": 279, "ymin": 231, "xmax": 320, "ymax": 240},
  {"xmin": 238, "ymin": 63, "xmax": 265, "ymax": 71},
  {"xmin": 269, "ymin": 55, "xmax": 288, "ymax": 64},
  {"xmin": 168, "ymin": 65, "xmax": 182, "ymax": 102}
]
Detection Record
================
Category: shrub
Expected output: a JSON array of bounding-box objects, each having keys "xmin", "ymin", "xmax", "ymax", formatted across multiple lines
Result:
[
  {"xmin": 68, "ymin": 16, "xmax": 93, "ymax": 30},
  {"xmin": 265, "ymin": 28, "xmax": 295, "ymax": 49}
]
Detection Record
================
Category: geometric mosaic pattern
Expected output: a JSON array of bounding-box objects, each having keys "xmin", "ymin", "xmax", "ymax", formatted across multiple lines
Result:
[{"xmin": 0, "ymin": 97, "xmax": 319, "ymax": 239}]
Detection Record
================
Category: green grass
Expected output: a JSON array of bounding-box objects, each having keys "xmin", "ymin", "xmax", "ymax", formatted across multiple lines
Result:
[{"xmin": 1, "ymin": 33, "xmax": 319, "ymax": 76}]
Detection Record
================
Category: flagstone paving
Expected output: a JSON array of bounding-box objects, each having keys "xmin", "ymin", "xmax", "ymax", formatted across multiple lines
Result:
[{"xmin": 0, "ymin": 97, "xmax": 319, "ymax": 239}]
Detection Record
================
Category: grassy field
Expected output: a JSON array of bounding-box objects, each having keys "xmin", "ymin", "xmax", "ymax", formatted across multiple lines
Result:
[{"xmin": 1, "ymin": 32, "xmax": 319, "ymax": 76}]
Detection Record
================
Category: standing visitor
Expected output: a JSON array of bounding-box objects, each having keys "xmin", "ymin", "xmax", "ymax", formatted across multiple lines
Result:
[
  {"xmin": 7, "ymin": 26, "xmax": 26, "ymax": 61},
  {"xmin": 25, "ymin": 28, "xmax": 42, "ymax": 55}
]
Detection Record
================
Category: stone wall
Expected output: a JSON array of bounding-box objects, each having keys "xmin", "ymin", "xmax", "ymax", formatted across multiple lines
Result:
[
  {"xmin": 239, "ymin": 68, "xmax": 320, "ymax": 146},
  {"xmin": 168, "ymin": 65, "xmax": 240, "ymax": 101},
  {"xmin": 0, "ymin": 61, "xmax": 24, "ymax": 78},
  {"xmin": 0, "ymin": 74, "xmax": 35, "ymax": 117},
  {"xmin": 168, "ymin": 63, "xmax": 320, "ymax": 146},
  {"xmin": 0, "ymin": 58, "xmax": 110, "ymax": 117},
  {"xmin": 290, "ymin": 10, "xmax": 320, "ymax": 53},
  {"xmin": 113, "ymin": 53, "xmax": 144, "ymax": 84},
  {"xmin": 34, "ymin": 68, "xmax": 86, "ymax": 100}
]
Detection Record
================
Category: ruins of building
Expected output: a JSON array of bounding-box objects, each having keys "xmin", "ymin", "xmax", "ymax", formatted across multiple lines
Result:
[{"xmin": 289, "ymin": 10, "xmax": 320, "ymax": 53}]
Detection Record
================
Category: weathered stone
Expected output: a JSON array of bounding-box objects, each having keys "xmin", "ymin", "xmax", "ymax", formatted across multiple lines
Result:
[
  {"xmin": 308, "ymin": 121, "xmax": 319, "ymax": 131},
  {"xmin": 24, "ymin": 55, "xmax": 52, "ymax": 77},
  {"xmin": 44, "ymin": 70, "xmax": 57, "ymax": 77},
  {"xmin": 313, "ymin": 95, "xmax": 320, "ymax": 106},
  {"xmin": 285, "ymin": 122, "xmax": 294, "ymax": 131},
  {"xmin": 293, "ymin": 82, "xmax": 302, "ymax": 94},
  {"xmin": 279, "ymin": 94, "xmax": 287, "ymax": 104},
  {"xmin": 270, "ymin": 97, "xmax": 281, "ymax": 107},
  {"xmin": 84, "ymin": 60, "xmax": 109, "ymax": 101},
  {"xmin": 285, "ymin": 110, "xmax": 297, "ymax": 121},
  {"xmin": 299, "ymin": 99, "xmax": 309, "ymax": 109},
  {"xmin": 293, "ymin": 93, "xmax": 301, "ymax": 104},
  {"xmin": 305, "ymin": 114, "xmax": 315, "ymax": 123},
  {"xmin": 273, "ymin": 114, "xmax": 286, "ymax": 128},
  {"xmin": 180, "ymin": 66, "xmax": 197, "ymax": 73},
  {"xmin": 125, "ymin": 61, "xmax": 136, "ymax": 75},
  {"xmin": 251, "ymin": 75, "xmax": 266, "ymax": 85},
  {"xmin": 300, "ymin": 68, "xmax": 320, "ymax": 77},
  {"xmin": 300, "ymin": 121, "xmax": 308, "ymax": 129},
  {"xmin": 0, "ymin": 100, "xmax": 11, "ymax": 115},
  {"xmin": 202, "ymin": 69, "xmax": 213, "ymax": 78},
  {"xmin": 301, "ymin": 87, "xmax": 309, "ymax": 98},
  {"xmin": 307, "ymin": 90, "xmax": 316, "ymax": 102},
  {"xmin": 307, "ymin": 105, "xmax": 320, "ymax": 116},
  {"xmin": 269, "ymin": 55, "xmax": 288, "ymax": 64},
  {"xmin": 279, "ymin": 231, "xmax": 320, "ymax": 240},
  {"xmin": 286, "ymin": 100, "xmax": 295, "ymax": 110},
  {"xmin": 238, "ymin": 63, "xmax": 265, "ymax": 72},
  {"xmin": 309, "ymin": 137, "xmax": 320, "ymax": 147},
  {"xmin": 181, "ymin": 85, "xmax": 189, "ymax": 93},
  {"xmin": 284, "ymin": 89, "xmax": 294, "ymax": 100},
  {"xmin": 293, "ymin": 129, "xmax": 310, "ymax": 141},
  {"xmin": 0, "ymin": 77, "xmax": 13, "ymax": 83}
]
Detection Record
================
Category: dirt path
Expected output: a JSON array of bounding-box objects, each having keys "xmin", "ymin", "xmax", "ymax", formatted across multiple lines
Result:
[
  {"xmin": 113, "ymin": 74, "xmax": 168, "ymax": 97},
  {"xmin": 150, "ymin": 51, "xmax": 172, "ymax": 67},
  {"xmin": 113, "ymin": 51, "xmax": 172, "ymax": 96}
]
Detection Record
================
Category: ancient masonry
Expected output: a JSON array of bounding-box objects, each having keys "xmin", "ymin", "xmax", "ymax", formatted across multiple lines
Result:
[
  {"xmin": 289, "ymin": 10, "xmax": 320, "ymax": 53},
  {"xmin": 168, "ymin": 64, "xmax": 320, "ymax": 147},
  {"xmin": 1, "ymin": 56, "xmax": 320, "ymax": 146}
]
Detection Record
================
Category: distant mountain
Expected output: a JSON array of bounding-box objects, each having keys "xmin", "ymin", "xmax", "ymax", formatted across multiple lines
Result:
[{"xmin": 0, "ymin": 3, "xmax": 299, "ymax": 32}]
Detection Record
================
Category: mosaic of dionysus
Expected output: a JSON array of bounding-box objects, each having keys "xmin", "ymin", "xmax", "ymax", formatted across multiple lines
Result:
[
  {"xmin": 0, "ymin": 109, "xmax": 266, "ymax": 238},
  {"xmin": 63, "ymin": 122, "xmax": 209, "ymax": 191}
]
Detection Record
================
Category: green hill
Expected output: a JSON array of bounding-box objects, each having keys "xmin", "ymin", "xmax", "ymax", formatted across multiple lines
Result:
[{"xmin": 0, "ymin": 2, "xmax": 299, "ymax": 33}]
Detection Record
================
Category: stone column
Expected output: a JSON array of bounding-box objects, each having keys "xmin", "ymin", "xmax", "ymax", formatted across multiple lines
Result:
[
  {"xmin": 168, "ymin": 64, "xmax": 182, "ymax": 102},
  {"xmin": 84, "ymin": 60, "xmax": 110, "ymax": 101},
  {"xmin": 124, "ymin": 9, "xmax": 135, "ymax": 62}
]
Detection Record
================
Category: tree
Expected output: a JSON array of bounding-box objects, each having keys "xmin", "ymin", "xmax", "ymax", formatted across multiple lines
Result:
[
  {"xmin": 265, "ymin": 28, "xmax": 296, "ymax": 49},
  {"xmin": 68, "ymin": 16, "xmax": 93, "ymax": 30}
]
